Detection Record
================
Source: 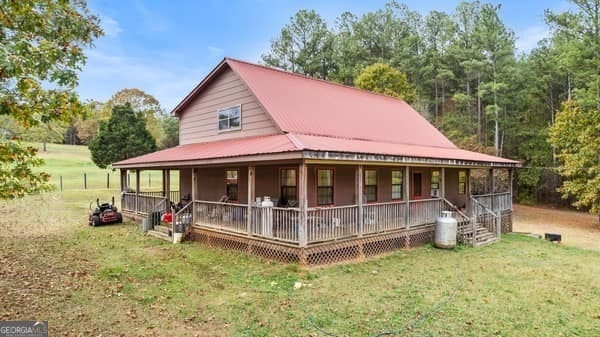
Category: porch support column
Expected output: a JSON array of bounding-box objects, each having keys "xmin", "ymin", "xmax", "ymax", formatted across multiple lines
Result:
[
  {"xmin": 440, "ymin": 167, "xmax": 446, "ymax": 199},
  {"xmin": 164, "ymin": 169, "xmax": 171, "ymax": 212},
  {"xmin": 120, "ymin": 169, "xmax": 127, "ymax": 192},
  {"xmin": 356, "ymin": 165, "xmax": 364, "ymax": 237},
  {"xmin": 191, "ymin": 168, "xmax": 197, "ymax": 225},
  {"xmin": 469, "ymin": 169, "xmax": 476, "ymax": 246},
  {"xmin": 298, "ymin": 163, "xmax": 308, "ymax": 247},
  {"xmin": 489, "ymin": 168, "xmax": 495, "ymax": 211},
  {"xmin": 509, "ymin": 168, "xmax": 514, "ymax": 211},
  {"xmin": 135, "ymin": 169, "xmax": 140, "ymax": 214},
  {"xmin": 247, "ymin": 166, "xmax": 255, "ymax": 235},
  {"xmin": 405, "ymin": 166, "xmax": 410, "ymax": 229}
]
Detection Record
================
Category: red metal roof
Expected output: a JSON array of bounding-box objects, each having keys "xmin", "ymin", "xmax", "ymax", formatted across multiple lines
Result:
[
  {"xmin": 114, "ymin": 132, "xmax": 519, "ymax": 167},
  {"xmin": 116, "ymin": 58, "xmax": 520, "ymax": 168},
  {"xmin": 114, "ymin": 134, "xmax": 299, "ymax": 166},
  {"xmin": 227, "ymin": 58, "xmax": 457, "ymax": 149},
  {"xmin": 292, "ymin": 133, "xmax": 518, "ymax": 164}
]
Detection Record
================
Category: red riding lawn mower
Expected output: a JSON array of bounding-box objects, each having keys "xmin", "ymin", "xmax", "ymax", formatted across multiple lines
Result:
[{"xmin": 88, "ymin": 197, "xmax": 123, "ymax": 226}]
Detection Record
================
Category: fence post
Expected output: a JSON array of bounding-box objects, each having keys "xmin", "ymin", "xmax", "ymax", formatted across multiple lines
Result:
[
  {"xmin": 59, "ymin": 176, "xmax": 63, "ymax": 192},
  {"xmin": 83, "ymin": 173, "xmax": 87, "ymax": 189},
  {"xmin": 106, "ymin": 172, "xmax": 110, "ymax": 189}
]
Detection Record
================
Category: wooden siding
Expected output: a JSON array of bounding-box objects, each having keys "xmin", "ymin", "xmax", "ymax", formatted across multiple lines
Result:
[
  {"xmin": 179, "ymin": 168, "xmax": 193, "ymax": 200},
  {"xmin": 444, "ymin": 168, "xmax": 468, "ymax": 208},
  {"xmin": 178, "ymin": 66, "xmax": 280, "ymax": 145},
  {"xmin": 196, "ymin": 166, "xmax": 248, "ymax": 203},
  {"xmin": 307, "ymin": 165, "xmax": 356, "ymax": 207}
]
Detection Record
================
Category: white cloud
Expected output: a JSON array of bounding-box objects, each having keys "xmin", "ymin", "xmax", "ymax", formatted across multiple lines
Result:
[
  {"xmin": 515, "ymin": 25, "xmax": 550, "ymax": 54},
  {"xmin": 99, "ymin": 15, "xmax": 122, "ymax": 38}
]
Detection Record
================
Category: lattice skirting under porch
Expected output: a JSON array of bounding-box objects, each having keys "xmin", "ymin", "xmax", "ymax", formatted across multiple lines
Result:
[
  {"xmin": 190, "ymin": 226, "xmax": 435, "ymax": 266},
  {"xmin": 501, "ymin": 210, "xmax": 513, "ymax": 233}
]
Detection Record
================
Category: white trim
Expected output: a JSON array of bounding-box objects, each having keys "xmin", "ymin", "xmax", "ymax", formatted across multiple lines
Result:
[{"xmin": 216, "ymin": 104, "xmax": 242, "ymax": 133}]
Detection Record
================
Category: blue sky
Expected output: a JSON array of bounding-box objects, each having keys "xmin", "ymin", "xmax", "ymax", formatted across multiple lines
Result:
[{"xmin": 81, "ymin": 0, "xmax": 572, "ymax": 111}]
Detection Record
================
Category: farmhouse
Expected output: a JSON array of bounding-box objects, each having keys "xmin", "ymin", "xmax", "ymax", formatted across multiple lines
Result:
[{"xmin": 113, "ymin": 57, "xmax": 520, "ymax": 265}]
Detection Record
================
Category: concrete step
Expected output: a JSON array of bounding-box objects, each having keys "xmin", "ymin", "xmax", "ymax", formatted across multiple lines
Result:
[{"xmin": 147, "ymin": 230, "xmax": 171, "ymax": 241}]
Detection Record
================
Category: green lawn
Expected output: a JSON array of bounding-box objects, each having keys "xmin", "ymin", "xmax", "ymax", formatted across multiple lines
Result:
[{"xmin": 1, "ymin": 144, "xmax": 599, "ymax": 336}]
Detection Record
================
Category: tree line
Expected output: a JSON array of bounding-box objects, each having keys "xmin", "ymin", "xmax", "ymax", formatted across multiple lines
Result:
[{"xmin": 261, "ymin": 0, "xmax": 600, "ymax": 213}]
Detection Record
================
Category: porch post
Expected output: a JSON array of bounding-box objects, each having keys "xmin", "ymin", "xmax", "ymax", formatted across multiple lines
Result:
[
  {"xmin": 298, "ymin": 162, "xmax": 308, "ymax": 247},
  {"xmin": 135, "ymin": 169, "xmax": 140, "ymax": 214},
  {"xmin": 489, "ymin": 168, "xmax": 495, "ymax": 211},
  {"xmin": 405, "ymin": 166, "xmax": 410, "ymax": 229},
  {"xmin": 191, "ymin": 168, "xmax": 197, "ymax": 225},
  {"xmin": 509, "ymin": 168, "xmax": 513, "ymax": 211},
  {"xmin": 247, "ymin": 166, "xmax": 255, "ymax": 235},
  {"xmin": 357, "ymin": 165, "xmax": 364, "ymax": 237},
  {"xmin": 440, "ymin": 167, "xmax": 446, "ymax": 199},
  {"xmin": 120, "ymin": 169, "xmax": 127, "ymax": 192},
  {"xmin": 164, "ymin": 169, "xmax": 171, "ymax": 212}
]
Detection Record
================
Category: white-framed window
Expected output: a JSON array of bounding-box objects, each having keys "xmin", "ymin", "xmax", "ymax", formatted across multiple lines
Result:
[
  {"xmin": 217, "ymin": 105, "xmax": 241, "ymax": 132},
  {"xmin": 392, "ymin": 170, "xmax": 403, "ymax": 200}
]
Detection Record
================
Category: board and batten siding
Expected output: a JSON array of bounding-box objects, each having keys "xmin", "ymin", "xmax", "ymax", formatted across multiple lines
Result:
[{"xmin": 178, "ymin": 66, "xmax": 280, "ymax": 145}]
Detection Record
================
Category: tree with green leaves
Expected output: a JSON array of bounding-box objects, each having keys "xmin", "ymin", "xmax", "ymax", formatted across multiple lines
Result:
[
  {"xmin": 0, "ymin": 0, "xmax": 102, "ymax": 198},
  {"xmin": 354, "ymin": 63, "xmax": 416, "ymax": 103},
  {"xmin": 89, "ymin": 104, "xmax": 157, "ymax": 169},
  {"xmin": 159, "ymin": 115, "xmax": 179, "ymax": 149},
  {"xmin": 548, "ymin": 101, "xmax": 600, "ymax": 222},
  {"xmin": 262, "ymin": 9, "xmax": 335, "ymax": 79}
]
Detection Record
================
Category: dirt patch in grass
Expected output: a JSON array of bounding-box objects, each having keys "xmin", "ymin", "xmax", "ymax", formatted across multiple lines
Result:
[{"xmin": 513, "ymin": 204, "xmax": 600, "ymax": 251}]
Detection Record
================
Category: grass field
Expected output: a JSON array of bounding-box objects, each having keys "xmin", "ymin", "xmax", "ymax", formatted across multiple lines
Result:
[{"xmin": 1, "ymin": 144, "xmax": 599, "ymax": 336}]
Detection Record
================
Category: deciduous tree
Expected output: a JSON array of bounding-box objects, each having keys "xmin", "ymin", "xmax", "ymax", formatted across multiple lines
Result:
[
  {"xmin": 548, "ymin": 100, "xmax": 600, "ymax": 222},
  {"xmin": 0, "ymin": 0, "xmax": 102, "ymax": 198},
  {"xmin": 354, "ymin": 63, "xmax": 416, "ymax": 103}
]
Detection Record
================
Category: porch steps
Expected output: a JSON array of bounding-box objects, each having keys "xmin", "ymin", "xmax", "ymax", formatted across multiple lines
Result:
[
  {"xmin": 474, "ymin": 226, "xmax": 498, "ymax": 247},
  {"xmin": 147, "ymin": 224, "xmax": 172, "ymax": 242}
]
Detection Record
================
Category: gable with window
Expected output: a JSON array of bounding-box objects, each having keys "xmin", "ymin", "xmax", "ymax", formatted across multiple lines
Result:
[{"xmin": 217, "ymin": 105, "xmax": 241, "ymax": 132}]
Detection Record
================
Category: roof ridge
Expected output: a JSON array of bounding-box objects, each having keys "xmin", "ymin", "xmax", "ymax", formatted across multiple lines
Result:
[
  {"xmin": 224, "ymin": 57, "xmax": 412, "ymax": 105},
  {"xmin": 288, "ymin": 132, "xmax": 458, "ymax": 150}
]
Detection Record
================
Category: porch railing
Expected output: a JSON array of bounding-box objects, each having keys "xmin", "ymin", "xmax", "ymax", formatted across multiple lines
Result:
[
  {"xmin": 121, "ymin": 192, "xmax": 166, "ymax": 215},
  {"xmin": 252, "ymin": 207, "xmax": 300, "ymax": 243},
  {"xmin": 307, "ymin": 205, "xmax": 358, "ymax": 243},
  {"xmin": 471, "ymin": 192, "xmax": 511, "ymax": 213},
  {"xmin": 363, "ymin": 201, "xmax": 407, "ymax": 234},
  {"xmin": 470, "ymin": 196, "xmax": 499, "ymax": 238},
  {"xmin": 408, "ymin": 198, "xmax": 444, "ymax": 228},
  {"xmin": 193, "ymin": 201, "xmax": 247, "ymax": 234}
]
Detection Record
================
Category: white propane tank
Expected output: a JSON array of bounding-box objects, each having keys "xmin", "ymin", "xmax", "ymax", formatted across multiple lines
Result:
[
  {"xmin": 261, "ymin": 196, "xmax": 274, "ymax": 237},
  {"xmin": 435, "ymin": 211, "xmax": 458, "ymax": 249}
]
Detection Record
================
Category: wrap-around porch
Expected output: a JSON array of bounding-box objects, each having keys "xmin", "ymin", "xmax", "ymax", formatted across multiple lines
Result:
[{"xmin": 119, "ymin": 162, "xmax": 514, "ymax": 257}]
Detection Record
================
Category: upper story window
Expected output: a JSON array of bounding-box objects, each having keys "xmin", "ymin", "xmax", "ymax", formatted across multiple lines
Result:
[{"xmin": 218, "ymin": 105, "xmax": 241, "ymax": 132}]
